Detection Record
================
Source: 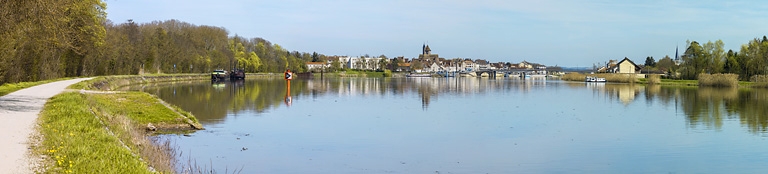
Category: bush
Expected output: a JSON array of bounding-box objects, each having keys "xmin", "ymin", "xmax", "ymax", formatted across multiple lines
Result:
[
  {"xmin": 698, "ymin": 73, "xmax": 738, "ymax": 87},
  {"xmin": 561, "ymin": 73, "xmax": 586, "ymax": 81},
  {"xmin": 602, "ymin": 74, "xmax": 636, "ymax": 83},
  {"xmin": 751, "ymin": 75, "xmax": 768, "ymax": 88},
  {"xmin": 646, "ymin": 74, "xmax": 661, "ymax": 84},
  {"xmin": 383, "ymin": 70, "xmax": 392, "ymax": 77}
]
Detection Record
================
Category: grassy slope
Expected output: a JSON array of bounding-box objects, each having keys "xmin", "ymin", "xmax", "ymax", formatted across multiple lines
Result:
[
  {"xmin": 39, "ymin": 93, "xmax": 151, "ymax": 173},
  {"xmin": 37, "ymin": 75, "xmax": 210, "ymax": 173},
  {"xmin": 89, "ymin": 91, "xmax": 194, "ymax": 125}
]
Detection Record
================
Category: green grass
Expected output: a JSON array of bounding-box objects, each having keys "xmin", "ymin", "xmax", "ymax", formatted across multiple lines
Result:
[
  {"xmin": 0, "ymin": 78, "xmax": 72, "ymax": 97},
  {"xmin": 88, "ymin": 92, "xmax": 194, "ymax": 125},
  {"xmin": 38, "ymin": 91, "xmax": 201, "ymax": 173},
  {"xmin": 38, "ymin": 92, "xmax": 152, "ymax": 173}
]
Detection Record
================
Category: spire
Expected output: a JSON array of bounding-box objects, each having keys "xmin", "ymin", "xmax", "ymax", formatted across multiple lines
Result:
[
  {"xmin": 422, "ymin": 43, "xmax": 426, "ymax": 55},
  {"xmin": 675, "ymin": 45, "xmax": 679, "ymax": 61}
]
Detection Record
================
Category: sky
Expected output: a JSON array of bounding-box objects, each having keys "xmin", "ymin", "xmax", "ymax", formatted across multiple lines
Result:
[{"xmin": 105, "ymin": 0, "xmax": 768, "ymax": 67}]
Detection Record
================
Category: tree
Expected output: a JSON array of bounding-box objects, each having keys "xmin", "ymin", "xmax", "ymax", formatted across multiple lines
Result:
[
  {"xmin": 378, "ymin": 58, "xmax": 388, "ymax": 71},
  {"xmin": 723, "ymin": 49, "xmax": 740, "ymax": 75},
  {"xmin": 656, "ymin": 55, "xmax": 676, "ymax": 73},
  {"xmin": 702, "ymin": 40, "xmax": 725, "ymax": 74},
  {"xmin": 644, "ymin": 56, "xmax": 656, "ymax": 67},
  {"xmin": 330, "ymin": 59, "xmax": 341, "ymax": 72},
  {"xmin": 390, "ymin": 58, "xmax": 402, "ymax": 71},
  {"xmin": 411, "ymin": 61, "xmax": 423, "ymax": 71},
  {"xmin": 311, "ymin": 52, "xmax": 320, "ymax": 62},
  {"xmin": 681, "ymin": 40, "xmax": 706, "ymax": 79}
]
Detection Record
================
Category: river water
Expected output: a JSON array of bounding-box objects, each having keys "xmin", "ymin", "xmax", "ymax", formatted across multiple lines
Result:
[{"xmin": 136, "ymin": 77, "xmax": 768, "ymax": 173}]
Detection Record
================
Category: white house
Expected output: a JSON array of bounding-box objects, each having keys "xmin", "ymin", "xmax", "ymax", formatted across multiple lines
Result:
[{"xmin": 338, "ymin": 56, "xmax": 383, "ymax": 70}]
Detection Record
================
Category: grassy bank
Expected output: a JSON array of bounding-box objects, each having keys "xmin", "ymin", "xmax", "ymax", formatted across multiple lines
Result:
[
  {"xmin": 0, "ymin": 78, "xmax": 72, "ymax": 97},
  {"xmin": 69, "ymin": 74, "xmax": 209, "ymax": 91},
  {"xmin": 36, "ymin": 74, "xmax": 208, "ymax": 173},
  {"xmin": 562, "ymin": 73, "xmax": 637, "ymax": 83},
  {"xmin": 38, "ymin": 92, "xmax": 154, "ymax": 173},
  {"xmin": 37, "ymin": 91, "xmax": 202, "ymax": 173},
  {"xmin": 562, "ymin": 72, "xmax": 757, "ymax": 87},
  {"xmin": 315, "ymin": 70, "xmax": 390, "ymax": 78}
]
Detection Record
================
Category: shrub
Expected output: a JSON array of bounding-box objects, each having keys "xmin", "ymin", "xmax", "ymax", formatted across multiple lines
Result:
[
  {"xmin": 383, "ymin": 70, "xmax": 392, "ymax": 77},
  {"xmin": 646, "ymin": 74, "xmax": 661, "ymax": 84},
  {"xmin": 602, "ymin": 74, "xmax": 636, "ymax": 83},
  {"xmin": 750, "ymin": 75, "xmax": 768, "ymax": 88},
  {"xmin": 561, "ymin": 73, "xmax": 586, "ymax": 81},
  {"xmin": 698, "ymin": 73, "xmax": 738, "ymax": 87}
]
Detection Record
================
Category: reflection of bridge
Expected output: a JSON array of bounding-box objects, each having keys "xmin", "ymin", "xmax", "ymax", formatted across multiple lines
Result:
[{"xmin": 471, "ymin": 69, "xmax": 547, "ymax": 78}]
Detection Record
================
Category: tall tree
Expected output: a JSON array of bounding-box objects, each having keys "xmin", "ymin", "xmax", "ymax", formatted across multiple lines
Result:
[{"xmin": 644, "ymin": 56, "xmax": 656, "ymax": 67}]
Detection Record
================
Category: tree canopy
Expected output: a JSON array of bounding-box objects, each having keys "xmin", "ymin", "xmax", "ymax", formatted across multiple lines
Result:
[{"xmin": 0, "ymin": 0, "xmax": 318, "ymax": 84}]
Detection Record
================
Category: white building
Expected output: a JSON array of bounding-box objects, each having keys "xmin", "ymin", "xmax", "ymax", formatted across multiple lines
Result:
[{"xmin": 338, "ymin": 56, "xmax": 383, "ymax": 70}]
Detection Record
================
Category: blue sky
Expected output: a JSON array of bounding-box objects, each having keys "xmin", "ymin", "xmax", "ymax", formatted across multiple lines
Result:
[{"xmin": 105, "ymin": 0, "xmax": 768, "ymax": 67}]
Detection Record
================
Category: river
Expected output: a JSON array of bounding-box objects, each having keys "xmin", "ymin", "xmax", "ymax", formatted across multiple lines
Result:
[{"xmin": 135, "ymin": 77, "xmax": 768, "ymax": 173}]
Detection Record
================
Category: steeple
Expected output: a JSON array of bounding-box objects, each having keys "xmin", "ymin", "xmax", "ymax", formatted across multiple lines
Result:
[
  {"xmin": 675, "ymin": 45, "xmax": 679, "ymax": 61},
  {"xmin": 422, "ymin": 43, "xmax": 426, "ymax": 55}
]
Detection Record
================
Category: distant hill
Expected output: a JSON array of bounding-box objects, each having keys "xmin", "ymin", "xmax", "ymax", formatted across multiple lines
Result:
[{"xmin": 559, "ymin": 67, "xmax": 593, "ymax": 72}]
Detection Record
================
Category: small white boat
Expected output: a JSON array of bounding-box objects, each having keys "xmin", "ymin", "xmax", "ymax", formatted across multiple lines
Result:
[
  {"xmin": 585, "ymin": 76, "xmax": 606, "ymax": 82},
  {"xmin": 406, "ymin": 73, "xmax": 432, "ymax": 77}
]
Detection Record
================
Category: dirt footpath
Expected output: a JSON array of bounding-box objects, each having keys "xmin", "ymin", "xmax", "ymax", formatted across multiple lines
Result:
[{"xmin": 0, "ymin": 78, "xmax": 91, "ymax": 173}]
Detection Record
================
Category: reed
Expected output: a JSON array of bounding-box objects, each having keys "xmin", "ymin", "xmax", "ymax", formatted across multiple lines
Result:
[
  {"xmin": 698, "ymin": 73, "xmax": 739, "ymax": 87},
  {"xmin": 561, "ymin": 73, "xmax": 586, "ymax": 81},
  {"xmin": 601, "ymin": 74, "xmax": 637, "ymax": 83},
  {"xmin": 750, "ymin": 75, "xmax": 768, "ymax": 88},
  {"xmin": 646, "ymin": 74, "xmax": 661, "ymax": 84}
]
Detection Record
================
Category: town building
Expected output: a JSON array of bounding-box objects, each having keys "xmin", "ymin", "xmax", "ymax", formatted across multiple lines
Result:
[
  {"xmin": 616, "ymin": 57, "xmax": 641, "ymax": 74},
  {"xmin": 305, "ymin": 62, "xmax": 328, "ymax": 72}
]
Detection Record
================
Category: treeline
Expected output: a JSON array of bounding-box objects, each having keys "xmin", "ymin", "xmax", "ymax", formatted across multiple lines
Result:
[
  {"xmin": 672, "ymin": 37, "xmax": 768, "ymax": 81},
  {"xmin": 0, "ymin": 0, "xmax": 320, "ymax": 84}
]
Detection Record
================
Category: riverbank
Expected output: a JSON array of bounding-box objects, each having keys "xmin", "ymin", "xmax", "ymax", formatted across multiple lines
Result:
[
  {"xmin": 311, "ymin": 70, "xmax": 398, "ymax": 78},
  {"xmin": 562, "ymin": 72, "xmax": 758, "ymax": 87},
  {"xmin": 33, "ymin": 74, "xmax": 208, "ymax": 173}
]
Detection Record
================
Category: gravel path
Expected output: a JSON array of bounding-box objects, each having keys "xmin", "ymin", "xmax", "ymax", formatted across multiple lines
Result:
[{"xmin": 0, "ymin": 78, "xmax": 91, "ymax": 173}]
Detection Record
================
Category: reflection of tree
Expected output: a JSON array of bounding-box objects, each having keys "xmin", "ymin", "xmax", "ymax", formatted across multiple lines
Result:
[
  {"xmin": 659, "ymin": 87, "xmax": 768, "ymax": 133},
  {"xmin": 138, "ymin": 78, "xmax": 768, "ymax": 134},
  {"xmin": 596, "ymin": 84, "xmax": 768, "ymax": 134},
  {"xmin": 730, "ymin": 89, "xmax": 768, "ymax": 133}
]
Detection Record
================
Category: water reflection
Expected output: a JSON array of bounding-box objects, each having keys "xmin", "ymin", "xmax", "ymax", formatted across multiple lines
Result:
[
  {"xmin": 134, "ymin": 78, "xmax": 768, "ymax": 134},
  {"xmin": 131, "ymin": 78, "xmax": 768, "ymax": 173}
]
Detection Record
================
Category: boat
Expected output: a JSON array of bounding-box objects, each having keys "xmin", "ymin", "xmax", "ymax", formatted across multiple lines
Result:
[
  {"xmin": 211, "ymin": 69, "xmax": 228, "ymax": 81},
  {"xmin": 436, "ymin": 71, "xmax": 455, "ymax": 77},
  {"xmin": 585, "ymin": 76, "xmax": 606, "ymax": 82},
  {"xmin": 406, "ymin": 73, "xmax": 432, "ymax": 77},
  {"xmin": 229, "ymin": 69, "xmax": 245, "ymax": 80},
  {"xmin": 459, "ymin": 71, "xmax": 476, "ymax": 77}
]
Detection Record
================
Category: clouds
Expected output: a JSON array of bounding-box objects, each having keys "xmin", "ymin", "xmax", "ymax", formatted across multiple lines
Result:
[{"xmin": 105, "ymin": 0, "xmax": 768, "ymax": 66}]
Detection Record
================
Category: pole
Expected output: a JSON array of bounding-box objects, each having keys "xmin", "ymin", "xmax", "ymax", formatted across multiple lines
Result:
[{"xmin": 284, "ymin": 69, "xmax": 293, "ymax": 106}]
